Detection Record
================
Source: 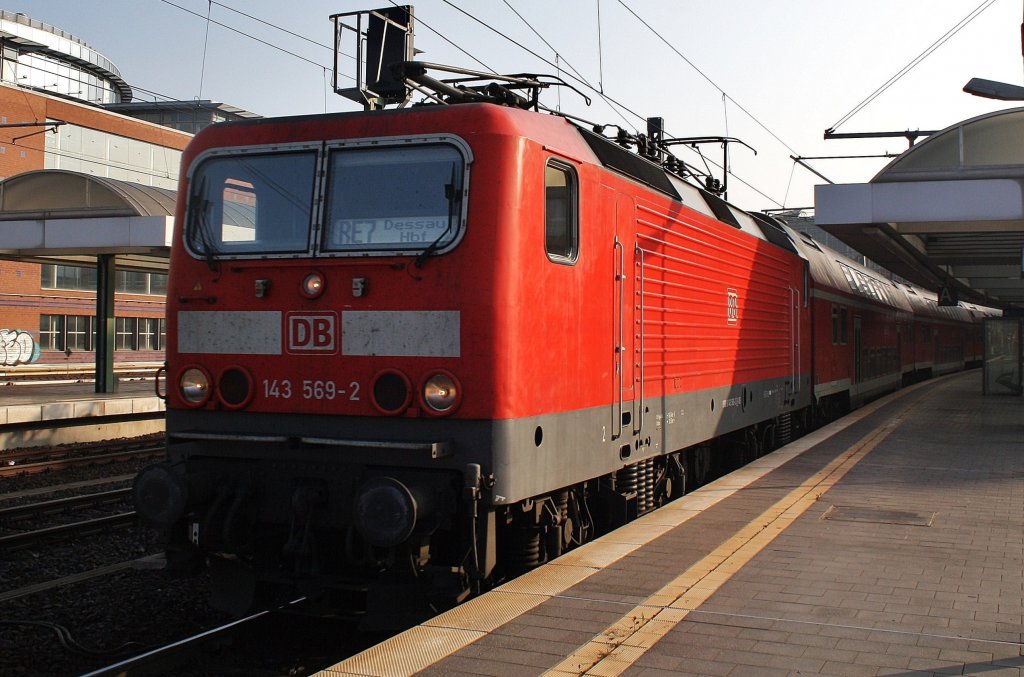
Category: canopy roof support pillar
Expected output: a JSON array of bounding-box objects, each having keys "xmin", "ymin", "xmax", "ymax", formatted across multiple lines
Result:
[{"xmin": 95, "ymin": 254, "xmax": 116, "ymax": 393}]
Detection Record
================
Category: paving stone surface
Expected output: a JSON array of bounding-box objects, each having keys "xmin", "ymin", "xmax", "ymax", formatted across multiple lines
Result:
[{"xmin": 409, "ymin": 372, "xmax": 1024, "ymax": 677}]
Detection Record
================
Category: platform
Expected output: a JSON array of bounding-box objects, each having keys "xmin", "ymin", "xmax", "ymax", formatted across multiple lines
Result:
[
  {"xmin": 322, "ymin": 370, "xmax": 1024, "ymax": 676},
  {"xmin": 0, "ymin": 380, "xmax": 164, "ymax": 449}
]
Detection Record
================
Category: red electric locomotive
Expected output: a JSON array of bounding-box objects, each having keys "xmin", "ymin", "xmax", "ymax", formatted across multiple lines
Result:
[{"xmin": 133, "ymin": 63, "xmax": 983, "ymax": 622}]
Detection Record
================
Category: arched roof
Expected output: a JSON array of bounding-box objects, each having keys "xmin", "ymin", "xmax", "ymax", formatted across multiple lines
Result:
[
  {"xmin": 815, "ymin": 107, "xmax": 1024, "ymax": 310},
  {"xmin": 0, "ymin": 169, "xmax": 177, "ymax": 220},
  {"xmin": 0, "ymin": 170, "xmax": 176, "ymax": 270},
  {"xmin": 874, "ymin": 107, "xmax": 1024, "ymax": 182}
]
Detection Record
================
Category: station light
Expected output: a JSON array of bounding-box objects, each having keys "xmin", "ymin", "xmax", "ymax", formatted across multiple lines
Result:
[{"xmin": 963, "ymin": 78, "xmax": 1024, "ymax": 101}]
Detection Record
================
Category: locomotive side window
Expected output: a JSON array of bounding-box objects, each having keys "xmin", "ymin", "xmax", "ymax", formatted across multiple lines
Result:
[
  {"xmin": 186, "ymin": 151, "xmax": 317, "ymax": 257},
  {"xmin": 545, "ymin": 160, "xmax": 578, "ymax": 263},
  {"xmin": 322, "ymin": 144, "xmax": 465, "ymax": 254}
]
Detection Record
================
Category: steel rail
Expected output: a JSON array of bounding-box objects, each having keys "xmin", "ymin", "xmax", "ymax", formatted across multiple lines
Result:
[
  {"xmin": 0, "ymin": 488, "xmax": 132, "ymax": 521},
  {"xmin": 0, "ymin": 446, "xmax": 163, "ymax": 478},
  {"xmin": 0, "ymin": 511, "xmax": 137, "ymax": 551},
  {"xmin": 79, "ymin": 600, "xmax": 310, "ymax": 677}
]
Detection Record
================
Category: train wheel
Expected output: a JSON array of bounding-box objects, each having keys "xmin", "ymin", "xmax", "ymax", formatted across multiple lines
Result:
[
  {"xmin": 663, "ymin": 453, "xmax": 686, "ymax": 500},
  {"xmin": 686, "ymin": 446, "xmax": 712, "ymax": 487}
]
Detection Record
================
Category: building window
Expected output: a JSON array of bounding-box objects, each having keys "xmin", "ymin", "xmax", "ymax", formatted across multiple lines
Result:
[
  {"xmin": 42, "ymin": 264, "xmax": 168, "ymax": 295},
  {"xmin": 39, "ymin": 314, "xmax": 64, "ymax": 351},
  {"xmin": 140, "ymin": 317, "xmax": 165, "ymax": 351},
  {"xmin": 150, "ymin": 274, "xmax": 168, "ymax": 295},
  {"xmin": 115, "ymin": 317, "xmax": 138, "ymax": 350},
  {"xmin": 41, "ymin": 264, "xmax": 98, "ymax": 291},
  {"xmin": 116, "ymin": 270, "xmax": 149, "ymax": 294},
  {"xmin": 38, "ymin": 314, "xmax": 165, "ymax": 352},
  {"xmin": 544, "ymin": 159, "xmax": 578, "ymax": 263},
  {"xmin": 65, "ymin": 315, "xmax": 93, "ymax": 351},
  {"xmin": 139, "ymin": 317, "xmax": 156, "ymax": 348}
]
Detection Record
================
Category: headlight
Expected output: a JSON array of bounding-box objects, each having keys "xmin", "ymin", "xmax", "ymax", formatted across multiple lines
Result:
[
  {"xmin": 302, "ymin": 271, "xmax": 325, "ymax": 298},
  {"xmin": 422, "ymin": 371, "xmax": 460, "ymax": 414},
  {"xmin": 179, "ymin": 367, "xmax": 211, "ymax": 405}
]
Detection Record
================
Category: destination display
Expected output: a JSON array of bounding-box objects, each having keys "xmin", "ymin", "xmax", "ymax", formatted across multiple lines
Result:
[{"xmin": 327, "ymin": 215, "xmax": 450, "ymax": 247}]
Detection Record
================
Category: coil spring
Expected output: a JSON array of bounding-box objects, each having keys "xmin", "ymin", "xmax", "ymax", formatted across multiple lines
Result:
[
  {"xmin": 616, "ymin": 464, "xmax": 639, "ymax": 495},
  {"xmin": 642, "ymin": 458, "xmax": 656, "ymax": 513},
  {"xmin": 506, "ymin": 526, "xmax": 542, "ymax": 570},
  {"xmin": 553, "ymin": 490, "xmax": 569, "ymax": 522}
]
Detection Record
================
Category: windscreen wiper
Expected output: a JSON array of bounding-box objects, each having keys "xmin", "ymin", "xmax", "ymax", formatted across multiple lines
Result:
[
  {"xmin": 414, "ymin": 165, "xmax": 460, "ymax": 269},
  {"xmin": 188, "ymin": 178, "xmax": 221, "ymax": 272}
]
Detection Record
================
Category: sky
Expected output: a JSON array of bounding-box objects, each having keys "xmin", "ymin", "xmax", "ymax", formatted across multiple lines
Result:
[{"xmin": 7, "ymin": 0, "xmax": 1024, "ymax": 211}]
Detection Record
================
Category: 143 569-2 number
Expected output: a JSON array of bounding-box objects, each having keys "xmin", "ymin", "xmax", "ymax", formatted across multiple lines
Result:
[{"xmin": 262, "ymin": 379, "xmax": 360, "ymax": 401}]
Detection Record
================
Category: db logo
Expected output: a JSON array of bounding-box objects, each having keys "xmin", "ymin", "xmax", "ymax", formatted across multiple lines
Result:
[
  {"xmin": 287, "ymin": 312, "xmax": 338, "ymax": 353},
  {"xmin": 726, "ymin": 289, "xmax": 739, "ymax": 325}
]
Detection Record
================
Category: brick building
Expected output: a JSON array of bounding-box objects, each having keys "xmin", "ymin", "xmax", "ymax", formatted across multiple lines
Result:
[{"xmin": 0, "ymin": 11, "xmax": 255, "ymax": 369}]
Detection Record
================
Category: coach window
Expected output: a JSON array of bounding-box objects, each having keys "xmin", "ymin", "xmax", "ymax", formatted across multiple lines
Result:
[
  {"xmin": 545, "ymin": 159, "xmax": 578, "ymax": 263},
  {"xmin": 831, "ymin": 305, "xmax": 839, "ymax": 344}
]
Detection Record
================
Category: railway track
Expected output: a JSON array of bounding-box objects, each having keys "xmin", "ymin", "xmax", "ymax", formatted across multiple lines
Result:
[
  {"xmin": 81, "ymin": 608, "xmax": 284, "ymax": 677},
  {"xmin": 0, "ymin": 555, "xmax": 165, "ymax": 604},
  {"xmin": 0, "ymin": 487, "xmax": 132, "ymax": 521},
  {"xmin": 0, "ymin": 488, "xmax": 140, "ymax": 553},
  {"xmin": 0, "ymin": 438, "xmax": 161, "ymax": 551},
  {"xmin": 0, "ymin": 511, "xmax": 137, "ymax": 552},
  {"xmin": 79, "ymin": 599, "xmax": 371, "ymax": 677},
  {"xmin": 0, "ymin": 438, "xmax": 164, "ymax": 478}
]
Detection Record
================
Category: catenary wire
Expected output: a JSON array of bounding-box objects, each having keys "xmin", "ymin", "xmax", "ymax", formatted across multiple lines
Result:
[
  {"xmin": 828, "ymin": 0, "xmax": 998, "ymax": 132},
  {"xmin": 151, "ymin": 0, "xmax": 787, "ymax": 204},
  {"xmin": 158, "ymin": 0, "xmax": 332, "ymax": 71},
  {"xmin": 444, "ymin": 1, "xmax": 785, "ymax": 206},
  {"xmin": 616, "ymin": 0, "xmax": 801, "ymax": 158},
  {"xmin": 159, "ymin": 0, "xmax": 786, "ymax": 207},
  {"xmin": 210, "ymin": 0, "xmax": 336, "ymax": 54},
  {"xmin": 441, "ymin": 0, "xmax": 654, "ymax": 145},
  {"xmin": 458, "ymin": 0, "xmax": 637, "ymax": 133}
]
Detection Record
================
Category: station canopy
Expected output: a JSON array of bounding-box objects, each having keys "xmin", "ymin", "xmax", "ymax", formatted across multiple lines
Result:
[
  {"xmin": 815, "ymin": 107, "xmax": 1024, "ymax": 310},
  {"xmin": 0, "ymin": 169, "xmax": 175, "ymax": 272}
]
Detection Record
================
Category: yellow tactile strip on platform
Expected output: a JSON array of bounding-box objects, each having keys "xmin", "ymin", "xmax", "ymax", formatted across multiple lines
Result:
[
  {"xmin": 542, "ymin": 403, "xmax": 916, "ymax": 676},
  {"xmin": 320, "ymin": 380, "xmax": 931, "ymax": 677},
  {"xmin": 329, "ymin": 626, "xmax": 483, "ymax": 677}
]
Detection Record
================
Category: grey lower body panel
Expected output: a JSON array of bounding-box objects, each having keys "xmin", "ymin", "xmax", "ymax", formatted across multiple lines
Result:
[{"xmin": 165, "ymin": 372, "xmax": 810, "ymax": 508}]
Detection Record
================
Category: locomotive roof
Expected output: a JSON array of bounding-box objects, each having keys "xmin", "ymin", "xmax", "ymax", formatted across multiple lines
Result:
[{"xmin": 184, "ymin": 100, "xmax": 799, "ymax": 255}]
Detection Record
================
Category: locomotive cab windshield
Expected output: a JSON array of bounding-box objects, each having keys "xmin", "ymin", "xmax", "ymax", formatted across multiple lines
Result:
[{"xmin": 184, "ymin": 136, "xmax": 470, "ymax": 260}]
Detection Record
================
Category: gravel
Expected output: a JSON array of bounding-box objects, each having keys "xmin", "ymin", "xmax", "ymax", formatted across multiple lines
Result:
[
  {"xmin": 1, "ymin": 453, "xmax": 378, "ymax": 676},
  {"xmin": 1, "ymin": 456, "xmax": 232, "ymax": 676}
]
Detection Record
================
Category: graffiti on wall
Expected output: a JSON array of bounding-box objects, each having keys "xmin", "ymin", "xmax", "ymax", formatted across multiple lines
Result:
[{"xmin": 0, "ymin": 329, "xmax": 41, "ymax": 366}]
